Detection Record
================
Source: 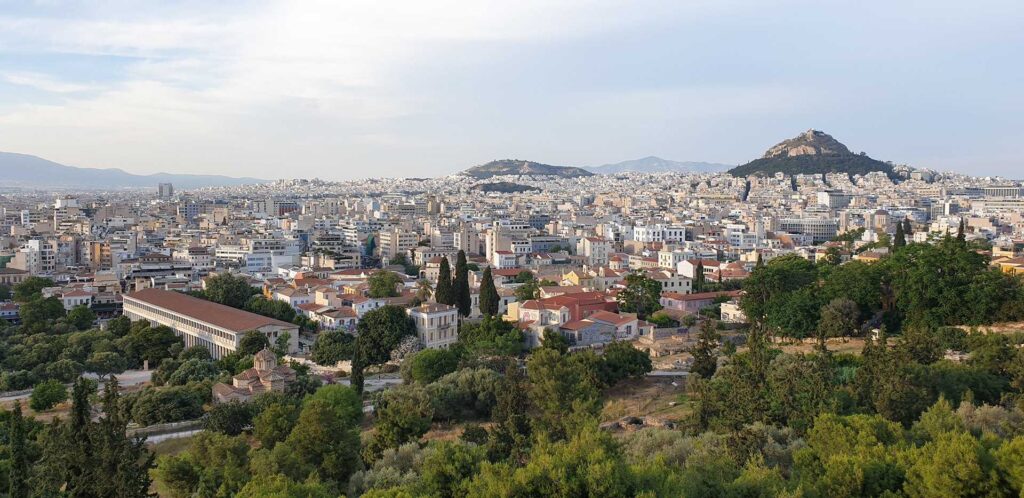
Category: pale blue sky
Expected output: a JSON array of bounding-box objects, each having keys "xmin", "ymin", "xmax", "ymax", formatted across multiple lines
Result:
[{"xmin": 1, "ymin": 0, "xmax": 1022, "ymax": 179}]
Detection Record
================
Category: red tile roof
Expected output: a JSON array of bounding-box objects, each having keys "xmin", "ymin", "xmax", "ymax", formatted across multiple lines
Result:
[{"xmin": 125, "ymin": 288, "xmax": 295, "ymax": 333}]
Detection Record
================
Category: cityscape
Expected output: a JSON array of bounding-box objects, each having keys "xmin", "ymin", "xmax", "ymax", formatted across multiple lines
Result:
[{"xmin": 1, "ymin": 1, "xmax": 1024, "ymax": 497}]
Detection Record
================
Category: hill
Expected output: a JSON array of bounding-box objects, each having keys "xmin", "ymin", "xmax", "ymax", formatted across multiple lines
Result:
[
  {"xmin": 471, "ymin": 182, "xmax": 541, "ymax": 193},
  {"xmin": 462, "ymin": 159, "xmax": 593, "ymax": 180},
  {"xmin": 727, "ymin": 130, "xmax": 893, "ymax": 178},
  {"xmin": 586, "ymin": 156, "xmax": 730, "ymax": 174},
  {"xmin": 0, "ymin": 151, "xmax": 266, "ymax": 189}
]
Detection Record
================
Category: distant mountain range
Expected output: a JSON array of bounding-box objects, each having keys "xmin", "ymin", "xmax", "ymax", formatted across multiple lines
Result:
[
  {"xmin": 461, "ymin": 159, "xmax": 593, "ymax": 180},
  {"xmin": 0, "ymin": 151, "xmax": 266, "ymax": 189},
  {"xmin": 585, "ymin": 156, "xmax": 731, "ymax": 174},
  {"xmin": 728, "ymin": 130, "xmax": 894, "ymax": 178}
]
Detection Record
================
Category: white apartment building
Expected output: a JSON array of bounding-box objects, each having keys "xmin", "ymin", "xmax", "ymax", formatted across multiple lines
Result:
[
  {"xmin": 580, "ymin": 237, "xmax": 611, "ymax": 266},
  {"xmin": 632, "ymin": 224, "xmax": 687, "ymax": 244}
]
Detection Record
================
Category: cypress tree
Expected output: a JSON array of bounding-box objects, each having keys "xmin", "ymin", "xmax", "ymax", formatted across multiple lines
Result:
[
  {"xmin": 694, "ymin": 261, "xmax": 705, "ymax": 293},
  {"xmin": 8, "ymin": 401, "xmax": 28, "ymax": 498},
  {"xmin": 478, "ymin": 266, "xmax": 500, "ymax": 317},
  {"xmin": 454, "ymin": 250, "xmax": 472, "ymax": 317},
  {"xmin": 687, "ymin": 318, "xmax": 720, "ymax": 379},
  {"xmin": 902, "ymin": 218, "xmax": 913, "ymax": 238},
  {"xmin": 956, "ymin": 218, "xmax": 966, "ymax": 243},
  {"xmin": 94, "ymin": 378, "xmax": 154, "ymax": 498},
  {"xmin": 435, "ymin": 257, "xmax": 454, "ymax": 305},
  {"xmin": 894, "ymin": 222, "xmax": 906, "ymax": 249}
]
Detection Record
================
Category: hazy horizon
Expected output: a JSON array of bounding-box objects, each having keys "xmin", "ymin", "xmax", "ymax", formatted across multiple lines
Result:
[{"xmin": 1, "ymin": 1, "xmax": 1022, "ymax": 180}]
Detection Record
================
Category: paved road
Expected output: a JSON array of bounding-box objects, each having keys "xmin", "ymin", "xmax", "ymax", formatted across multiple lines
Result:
[
  {"xmin": 0, "ymin": 369, "xmax": 153, "ymax": 404},
  {"xmin": 336, "ymin": 375, "xmax": 403, "ymax": 392}
]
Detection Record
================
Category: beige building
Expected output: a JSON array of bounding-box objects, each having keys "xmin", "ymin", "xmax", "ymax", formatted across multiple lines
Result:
[
  {"xmin": 123, "ymin": 288, "xmax": 300, "ymax": 359},
  {"xmin": 408, "ymin": 303, "xmax": 459, "ymax": 349}
]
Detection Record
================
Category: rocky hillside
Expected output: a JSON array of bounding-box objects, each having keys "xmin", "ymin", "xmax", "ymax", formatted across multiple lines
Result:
[
  {"xmin": 462, "ymin": 159, "xmax": 593, "ymax": 179},
  {"xmin": 728, "ymin": 130, "xmax": 893, "ymax": 178}
]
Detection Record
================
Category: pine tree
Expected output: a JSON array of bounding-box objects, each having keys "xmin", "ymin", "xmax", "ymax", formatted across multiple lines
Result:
[
  {"xmin": 478, "ymin": 266, "xmax": 500, "ymax": 317},
  {"xmin": 8, "ymin": 401, "xmax": 29, "ymax": 498},
  {"xmin": 93, "ymin": 378, "xmax": 155, "ymax": 498},
  {"xmin": 687, "ymin": 318, "xmax": 720, "ymax": 378},
  {"xmin": 435, "ymin": 257, "xmax": 454, "ymax": 305},
  {"xmin": 894, "ymin": 222, "xmax": 906, "ymax": 249},
  {"xmin": 453, "ymin": 250, "xmax": 471, "ymax": 317}
]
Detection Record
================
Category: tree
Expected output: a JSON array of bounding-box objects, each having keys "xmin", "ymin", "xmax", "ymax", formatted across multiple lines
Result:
[
  {"xmin": 600, "ymin": 341, "xmax": 652, "ymax": 385},
  {"xmin": 539, "ymin": 330, "xmax": 568, "ymax": 354},
  {"xmin": 455, "ymin": 315, "xmax": 525, "ymax": 358},
  {"xmin": 894, "ymin": 222, "xmax": 906, "ymax": 249},
  {"xmin": 35, "ymin": 378, "xmax": 153, "ymax": 497},
  {"xmin": 817, "ymin": 297, "xmax": 860, "ymax": 351},
  {"xmin": 8, "ymin": 401, "xmax": 29, "ymax": 498},
  {"xmin": 352, "ymin": 305, "xmax": 416, "ymax": 393},
  {"xmin": 956, "ymin": 218, "xmax": 966, "ymax": 243},
  {"xmin": 689, "ymin": 319, "xmax": 720, "ymax": 379},
  {"xmin": 67, "ymin": 305, "xmax": 97, "ymax": 330},
  {"xmin": 453, "ymin": 250, "xmax": 472, "ymax": 317},
  {"xmin": 694, "ymin": 261, "xmax": 706, "ymax": 293},
  {"xmin": 0, "ymin": 284, "xmax": 10, "ymax": 301},
  {"xmin": 514, "ymin": 270, "xmax": 535, "ymax": 284},
  {"xmin": 904, "ymin": 431, "xmax": 1001, "ymax": 498},
  {"xmin": 29, "ymin": 379, "xmax": 67, "ymax": 411},
  {"xmin": 514, "ymin": 279, "xmax": 540, "ymax": 302},
  {"xmin": 86, "ymin": 351, "xmax": 128, "ymax": 378},
  {"xmin": 415, "ymin": 279, "xmax": 434, "ymax": 303},
  {"xmin": 204, "ymin": 401, "xmax": 255, "ymax": 436},
  {"xmin": 204, "ymin": 272, "xmax": 260, "ymax": 308},
  {"xmin": 741, "ymin": 254, "xmax": 818, "ymax": 326},
  {"xmin": 526, "ymin": 348, "xmax": 600, "ymax": 441},
  {"xmin": 236, "ymin": 474, "xmax": 334, "ymax": 498},
  {"xmin": 478, "ymin": 267, "xmax": 500, "ymax": 317},
  {"xmin": 118, "ymin": 324, "xmax": 183, "ymax": 368},
  {"xmin": 253, "ymin": 402, "xmax": 299, "ymax": 449},
  {"xmin": 367, "ymin": 386, "xmax": 434, "ymax": 460},
  {"xmin": 903, "ymin": 218, "xmax": 914, "ymax": 238},
  {"xmin": 436, "ymin": 257, "xmax": 454, "ymax": 305},
  {"xmin": 106, "ymin": 315, "xmax": 132, "ymax": 337},
  {"xmin": 18, "ymin": 297, "xmax": 66, "ymax": 329},
  {"xmin": 616, "ymin": 271, "xmax": 663, "ymax": 319},
  {"xmin": 407, "ymin": 349, "xmax": 459, "ymax": 384},
  {"xmin": 239, "ymin": 330, "xmax": 271, "ymax": 355},
  {"xmin": 365, "ymin": 235, "xmax": 377, "ymax": 256},
  {"xmin": 368, "ymin": 270, "xmax": 402, "ymax": 298},
  {"xmin": 311, "ymin": 329, "xmax": 355, "ymax": 365},
  {"xmin": 13, "ymin": 276, "xmax": 54, "ymax": 302}
]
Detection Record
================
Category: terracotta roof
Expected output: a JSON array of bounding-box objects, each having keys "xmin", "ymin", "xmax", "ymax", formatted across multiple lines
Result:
[
  {"xmin": 560, "ymin": 319, "xmax": 594, "ymax": 331},
  {"xmin": 125, "ymin": 288, "xmax": 296, "ymax": 333},
  {"xmin": 588, "ymin": 310, "xmax": 636, "ymax": 326},
  {"xmin": 662, "ymin": 290, "xmax": 742, "ymax": 302}
]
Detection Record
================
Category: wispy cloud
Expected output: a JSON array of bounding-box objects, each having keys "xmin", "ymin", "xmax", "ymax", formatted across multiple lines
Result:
[
  {"xmin": 0, "ymin": 0, "xmax": 1021, "ymax": 178},
  {"xmin": 3, "ymin": 71, "xmax": 99, "ymax": 93}
]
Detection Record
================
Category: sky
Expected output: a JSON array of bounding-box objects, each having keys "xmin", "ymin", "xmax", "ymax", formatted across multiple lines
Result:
[{"xmin": 0, "ymin": 0, "xmax": 1022, "ymax": 180}]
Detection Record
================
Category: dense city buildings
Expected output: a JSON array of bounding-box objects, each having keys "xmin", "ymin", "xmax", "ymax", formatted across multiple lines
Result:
[{"xmin": 2, "ymin": 159, "xmax": 1023, "ymax": 361}]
